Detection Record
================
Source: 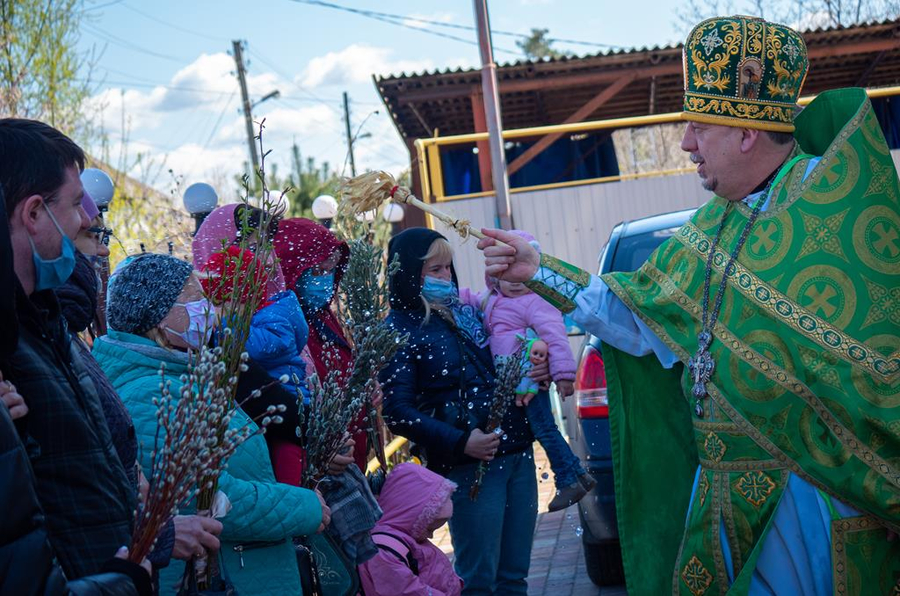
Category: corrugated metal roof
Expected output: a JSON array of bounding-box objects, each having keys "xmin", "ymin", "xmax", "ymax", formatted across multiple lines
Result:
[{"xmin": 376, "ymin": 18, "xmax": 900, "ymax": 142}]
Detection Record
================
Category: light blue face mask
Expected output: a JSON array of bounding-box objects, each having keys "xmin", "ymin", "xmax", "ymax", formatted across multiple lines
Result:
[
  {"xmin": 28, "ymin": 202, "xmax": 77, "ymax": 292},
  {"xmin": 421, "ymin": 275, "xmax": 457, "ymax": 305},
  {"xmin": 297, "ymin": 270, "xmax": 335, "ymax": 311}
]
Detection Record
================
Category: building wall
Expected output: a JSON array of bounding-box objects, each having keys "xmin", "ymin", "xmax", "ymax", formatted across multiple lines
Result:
[
  {"xmin": 434, "ymin": 150, "xmax": 900, "ymax": 290},
  {"xmin": 432, "ymin": 172, "xmax": 712, "ymax": 291}
]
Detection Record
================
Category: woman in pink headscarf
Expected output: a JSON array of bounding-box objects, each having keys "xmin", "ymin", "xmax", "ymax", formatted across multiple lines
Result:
[{"xmin": 358, "ymin": 463, "xmax": 463, "ymax": 596}]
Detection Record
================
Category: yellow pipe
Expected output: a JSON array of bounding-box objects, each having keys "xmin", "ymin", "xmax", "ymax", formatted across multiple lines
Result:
[
  {"xmin": 435, "ymin": 167, "xmax": 697, "ymax": 202},
  {"xmin": 416, "ymin": 85, "xmax": 900, "ymax": 148},
  {"xmin": 366, "ymin": 436, "xmax": 408, "ymax": 475}
]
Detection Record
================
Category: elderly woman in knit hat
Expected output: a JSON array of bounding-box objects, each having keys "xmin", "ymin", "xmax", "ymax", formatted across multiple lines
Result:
[{"xmin": 93, "ymin": 253, "xmax": 329, "ymax": 596}]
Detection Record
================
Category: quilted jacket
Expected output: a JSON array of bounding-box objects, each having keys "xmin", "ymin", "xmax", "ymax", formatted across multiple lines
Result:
[
  {"xmin": 93, "ymin": 330, "xmax": 323, "ymax": 595},
  {"xmin": 245, "ymin": 290, "xmax": 311, "ymax": 402}
]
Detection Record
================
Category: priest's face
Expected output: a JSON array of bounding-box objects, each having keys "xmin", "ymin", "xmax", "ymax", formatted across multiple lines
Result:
[{"xmin": 681, "ymin": 121, "xmax": 747, "ymax": 200}]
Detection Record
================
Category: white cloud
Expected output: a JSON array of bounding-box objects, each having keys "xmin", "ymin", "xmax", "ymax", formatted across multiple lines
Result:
[{"xmin": 301, "ymin": 43, "xmax": 434, "ymax": 87}]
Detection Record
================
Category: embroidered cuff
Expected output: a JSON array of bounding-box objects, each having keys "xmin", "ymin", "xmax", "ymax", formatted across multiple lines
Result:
[{"xmin": 524, "ymin": 253, "xmax": 590, "ymax": 314}]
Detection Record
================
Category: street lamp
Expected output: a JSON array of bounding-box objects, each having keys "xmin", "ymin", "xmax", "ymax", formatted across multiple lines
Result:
[
  {"xmin": 382, "ymin": 203, "xmax": 404, "ymax": 223},
  {"xmin": 251, "ymin": 89, "xmax": 280, "ymax": 110},
  {"xmin": 183, "ymin": 182, "xmax": 219, "ymax": 234},
  {"xmin": 81, "ymin": 168, "xmax": 115, "ymax": 212},
  {"xmin": 312, "ymin": 194, "xmax": 338, "ymax": 228}
]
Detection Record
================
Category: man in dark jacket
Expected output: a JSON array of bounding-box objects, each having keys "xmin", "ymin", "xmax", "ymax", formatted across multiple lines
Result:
[
  {"xmin": 0, "ymin": 179, "xmax": 150, "ymax": 595},
  {"xmin": 0, "ymin": 118, "xmax": 136, "ymax": 579}
]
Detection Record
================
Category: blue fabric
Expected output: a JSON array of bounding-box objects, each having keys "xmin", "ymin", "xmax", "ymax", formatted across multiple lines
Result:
[
  {"xmin": 686, "ymin": 465, "xmax": 860, "ymax": 596},
  {"xmin": 93, "ymin": 329, "xmax": 323, "ymax": 595},
  {"xmin": 381, "ymin": 310, "xmax": 533, "ymax": 473},
  {"xmin": 446, "ymin": 448, "xmax": 538, "ymax": 595},
  {"xmin": 440, "ymin": 132, "xmax": 620, "ymax": 196},
  {"xmin": 525, "ymin": 390, "xmax": 584, "ymax": 488},
  {"xmin": 245, "ymin": 290, "xmax": 311, "ymax": 402},
  {"xmin": 871, "ymin": 96, "xmax": 900, "ymax": 149}
]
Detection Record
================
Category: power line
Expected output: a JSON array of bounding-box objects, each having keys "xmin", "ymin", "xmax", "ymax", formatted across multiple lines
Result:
[
  {"xmin": 287, "ymin": 0, "xmax": 625, "ymax": 52},
  {"xmin": 82, "ymin": 22, "xmax": 192, "ymax": 64},
  {"xmin": 119, "ymin": 2, "xmax": 228, "ymax": 43},
  {"xmin": 285, "ymin": 0, "xmax": 522, "ymax": 56},
  {"xmin": 204, "ymin": 91, "xmax": 238, "ymax": 149}
]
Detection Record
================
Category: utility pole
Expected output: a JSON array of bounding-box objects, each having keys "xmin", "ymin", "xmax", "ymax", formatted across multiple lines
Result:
[
  {"xmin": 342, "ymin": 91, "xmax": 357, "ymax": 176},
  {"xmin": 232, "ymin": 40, "xmax": 259, "ymax": 175},
  {"xmin": 473, "ymin": 0, "xmax": 513, "ymax": 229}
]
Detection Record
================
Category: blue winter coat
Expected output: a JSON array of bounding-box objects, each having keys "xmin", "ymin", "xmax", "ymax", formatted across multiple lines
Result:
[
  {"xmin": 245, "ymin": 291, "xmax": 311, "ymax": 402},
  {"xmin": 380, "ymin": 310, "xmax": 533, "ymax": 474},
  {"xmin": 93, "ymin": 330, "xmax": 323, "ymax": 595}
]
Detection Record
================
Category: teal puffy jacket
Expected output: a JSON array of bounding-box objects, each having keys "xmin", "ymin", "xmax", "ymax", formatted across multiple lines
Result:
[{"xmin": 93, "ymin": 330, "xmax": 322, "ymax": 595}]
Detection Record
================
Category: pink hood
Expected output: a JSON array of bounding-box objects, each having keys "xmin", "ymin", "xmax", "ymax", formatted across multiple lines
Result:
[
  {"xmin": 377, "ymin": 463, "xmax": 456, "ymax": 542},
  {"xmin": 192, "ymin": 204, "xmax": 285, "ymax": 296}
]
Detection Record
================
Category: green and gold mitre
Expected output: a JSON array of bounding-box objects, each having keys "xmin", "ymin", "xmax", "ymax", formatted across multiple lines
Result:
[{"xmin": 682, "ymin": 15, "xmax": 809, "ymax": 132}]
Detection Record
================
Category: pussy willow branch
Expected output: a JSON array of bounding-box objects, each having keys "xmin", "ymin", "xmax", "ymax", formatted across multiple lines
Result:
[{"xmin": 470, "ymin": 340, "xmax": 527, "ymax": 501}]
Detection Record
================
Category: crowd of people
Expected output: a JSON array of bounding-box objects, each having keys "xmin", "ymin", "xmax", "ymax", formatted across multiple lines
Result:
[
  {"xmin": 4, "ymin": 11, "xmax": 898, "ymax": 596},
  {"xmin": 0, "ymin": 115, "xmax": 587, "ymax": 596}
]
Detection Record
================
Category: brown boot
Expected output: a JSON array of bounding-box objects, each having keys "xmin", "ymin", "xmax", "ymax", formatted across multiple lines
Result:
[{"xmin": 547, "ymin": 481, "xmax": 588, "ymax": 512}]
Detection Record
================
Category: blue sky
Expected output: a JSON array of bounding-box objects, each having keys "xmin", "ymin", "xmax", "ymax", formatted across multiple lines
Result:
[{"xmin": 77, "ymin": 0, "xmax": 688, "ymax": 199}]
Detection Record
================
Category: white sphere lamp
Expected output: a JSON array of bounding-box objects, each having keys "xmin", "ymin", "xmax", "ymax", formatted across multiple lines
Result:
[
  {"xmin": 312, "ymin": 195, "xmax": 338, "ymax": 220},
  {"xmin": 382, "ymin": 203, "xmax": 404, "ymax": 223},
  {"xmin": 81, "ymin": 168, "xmax": 115, "ymax": 210}
]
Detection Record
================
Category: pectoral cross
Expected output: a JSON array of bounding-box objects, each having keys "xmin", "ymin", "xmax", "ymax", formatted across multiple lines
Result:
[{"xmin": 688, "ymin": 331, "xmax": 715, "ymax": 417}]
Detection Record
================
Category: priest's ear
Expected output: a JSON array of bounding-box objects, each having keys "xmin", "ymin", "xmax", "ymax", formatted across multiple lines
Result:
[{"xmin": 739, "ymin": 128, "xmax": 763, "ymax": 154}]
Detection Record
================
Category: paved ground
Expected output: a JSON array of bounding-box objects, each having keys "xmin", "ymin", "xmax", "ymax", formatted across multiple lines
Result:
[{"xmin": 432, "ymin": 446, "xmax": 627, "ymax": 596}]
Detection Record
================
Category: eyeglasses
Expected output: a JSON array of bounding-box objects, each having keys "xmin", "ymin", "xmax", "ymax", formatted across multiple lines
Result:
[{"xmin": 88, "ymin": 226, "xmax": 113, "ymax": 246}]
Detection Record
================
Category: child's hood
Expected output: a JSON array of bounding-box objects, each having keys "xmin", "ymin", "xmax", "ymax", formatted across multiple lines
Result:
[{"xmin": 376, "ymin": 463, "xmax": 456, "ymax": 542}]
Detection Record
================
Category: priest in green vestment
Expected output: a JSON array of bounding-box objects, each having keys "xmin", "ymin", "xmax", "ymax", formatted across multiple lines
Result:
[{"xmin": 478, "ymin": 15, "xmax": 900, "ymax": 596}]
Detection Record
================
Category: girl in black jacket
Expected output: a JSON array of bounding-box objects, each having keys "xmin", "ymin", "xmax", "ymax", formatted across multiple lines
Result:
[{"xmin": 380, "ymin": 228, "xmax": 539, "ymax": 596}]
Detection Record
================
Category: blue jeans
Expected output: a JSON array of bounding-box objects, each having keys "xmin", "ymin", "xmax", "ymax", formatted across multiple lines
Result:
[
  {"xmin": 447, "ymin": 448, "xmax": 538, "ymax": 596},
  {"xmin": 526, "ymin": 390, "xmax": 585, "ymax": 488}
]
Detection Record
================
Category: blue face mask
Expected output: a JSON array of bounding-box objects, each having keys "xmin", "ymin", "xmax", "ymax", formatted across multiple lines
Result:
[
  {"xmin": 297, "ymin": 270, "xmax": 334, "ymax": 311},
  {"xmin": 421, "ymin": 275, "xmax": 457, "ymax": 305},
  {"xmin": 28, "ymin": 202, "xmax": 77, "ymax": 292}
]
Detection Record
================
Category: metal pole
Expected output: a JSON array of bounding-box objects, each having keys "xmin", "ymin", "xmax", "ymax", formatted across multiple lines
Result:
[
  {"xmin": 232, "ymin": 40, "xmax": 260, "ymax": 175},
  {"xmin": 473, "ymin": 0, "xmax": 513, "ymax": 229},
  {"xmin": 343, "ymin": 91, "xmax": 357, "ymax": 176}
]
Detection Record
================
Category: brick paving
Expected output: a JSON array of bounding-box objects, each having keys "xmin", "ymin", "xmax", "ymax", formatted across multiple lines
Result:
[{"xmin": 432, "ymin": 445, "xmax": 627, "ymax": 596}]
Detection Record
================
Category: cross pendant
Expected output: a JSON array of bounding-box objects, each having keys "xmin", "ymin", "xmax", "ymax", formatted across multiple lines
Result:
[{"xmin": 688, "ymin": 344, "xmax": 715, "ymax": 418}]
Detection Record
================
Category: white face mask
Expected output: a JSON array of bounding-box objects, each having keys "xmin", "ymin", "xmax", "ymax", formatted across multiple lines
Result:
[{"xmin": 166, "ymin": 298, "xmax": 217, "ymax": 349}]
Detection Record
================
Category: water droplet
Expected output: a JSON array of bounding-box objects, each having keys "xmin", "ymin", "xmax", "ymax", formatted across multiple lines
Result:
[
  {"xmin": 541, "ymin": 472, "xmax": 549, "ymax": 480},
  {"xmin": 467, "ymin": 402, "xmax": 474, "ymax": 409},
  {"xmin": 575, "ymin": 526, "xmax": 584, "ymax": 537},
  {"xmin": 441, "ymin": 369, "xmax": 448, "ymax": 376},
  {"xmin": 502, "ymin": 434, "xmax": 508, "ymax": 441}
]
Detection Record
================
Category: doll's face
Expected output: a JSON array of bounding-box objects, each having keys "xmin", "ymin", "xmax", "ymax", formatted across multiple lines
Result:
[{"xmin": 530, "ymin": 341, "xmax": 548, "ymax": 364}]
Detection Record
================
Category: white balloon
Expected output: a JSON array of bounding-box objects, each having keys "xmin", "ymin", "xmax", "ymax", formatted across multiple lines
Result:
[
  {"xmin": 80, "ymin": 168, "xmax": 115, "ymax": 207},
  {"xmin": 382, "ymin": 203, "xmax": 404, "ymax": 223}
]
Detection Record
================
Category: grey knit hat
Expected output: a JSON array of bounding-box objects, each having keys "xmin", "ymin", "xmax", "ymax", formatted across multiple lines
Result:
[{"xmin": 107, "ymin": 253, "xmax": 194, "ymax": 335}]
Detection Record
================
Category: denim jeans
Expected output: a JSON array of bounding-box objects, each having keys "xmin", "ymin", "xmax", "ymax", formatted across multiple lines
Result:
[
  {"xmin": 447, "ymin": 448, "xmax": 538, "ymax": 596},
  {"xmin": 526, "ymin": 390, "xmax": 585, "ymax": 488}
]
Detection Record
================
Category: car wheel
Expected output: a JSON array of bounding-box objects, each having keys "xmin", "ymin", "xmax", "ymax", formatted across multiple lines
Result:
[{"xmin": 583, "ymin": 541, "xmax": 624, "ymax": 586}]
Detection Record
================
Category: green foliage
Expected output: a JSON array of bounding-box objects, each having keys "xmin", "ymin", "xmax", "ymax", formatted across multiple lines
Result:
[
  {"xmin": 0, "ymin": 0, "xmax": 90, "ymax": 135},
  {"xmin": 239, "ymin": 141, "xmax": 341, "ymax": 220},
  {"xmin": 516, "ymin": 28, "xmax": 568, "ymax": 60}
]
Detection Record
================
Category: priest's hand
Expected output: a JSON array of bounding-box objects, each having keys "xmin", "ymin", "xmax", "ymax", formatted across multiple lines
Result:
[{"xmin": 478, "ymin": 228, "xmax": 540, "ymax": 282}]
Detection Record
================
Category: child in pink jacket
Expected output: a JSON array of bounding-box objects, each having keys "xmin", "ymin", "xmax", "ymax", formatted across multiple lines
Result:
[
  {"xmin": 358, "ymin": 463, "xmax": 463, "ymax": 596},
  {"xmin": 478, "ymin": 230, "xmax": 595, "ymax": 512}
]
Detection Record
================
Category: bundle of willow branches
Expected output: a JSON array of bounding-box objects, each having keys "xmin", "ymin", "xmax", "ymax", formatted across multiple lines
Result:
[
  {"xmin": 128, "ymin": 349, "xmax": 285, "ymax": 562},
  {"xmin": 470, "ymin": 340, "xmax": 527, "ymax": 501},
  {"xmin": 299, "ymin": 238, "xmax": 407, "ymax": 486},
  {"xmin": 338, "ymin": 239, "xmax": 407, "ymax": 470}
]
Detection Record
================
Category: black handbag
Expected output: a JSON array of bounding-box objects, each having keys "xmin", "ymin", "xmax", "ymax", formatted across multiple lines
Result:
[
  {"xmin": 177, "ymin": 553, "xmax": 237, "ymax": 596},
  {"xmin": 294, "ymin": 533, "xmax": 360, "ymax": 596}
]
